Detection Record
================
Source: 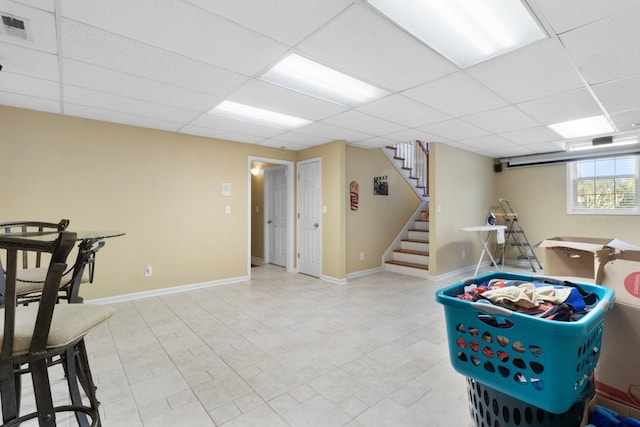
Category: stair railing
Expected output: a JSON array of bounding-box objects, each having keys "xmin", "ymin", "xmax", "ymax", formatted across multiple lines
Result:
[{"xmin": 385, "ymin": 140, "xmax": 429, "ymax": 198}]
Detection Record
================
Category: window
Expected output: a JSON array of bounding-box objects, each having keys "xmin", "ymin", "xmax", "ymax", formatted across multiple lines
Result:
[{"xmin": 567, "ymin": 155, "xmax": 640, "ymax": 214}]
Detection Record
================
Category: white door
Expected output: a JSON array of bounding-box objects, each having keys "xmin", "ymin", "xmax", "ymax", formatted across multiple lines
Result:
[
  {"xmin": 265, "ymin": 166, "xmax": 287, "ymax": 267},
  {"xmin": 297, "ymin": 159, "xmax": 322, "ymax": 277}
]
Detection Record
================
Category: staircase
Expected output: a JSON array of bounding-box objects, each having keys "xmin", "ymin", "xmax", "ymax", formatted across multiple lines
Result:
[
  {"xmin": 384, "ymin": 207, "xmax": 430, "ymax": 278},
  {"xmin": 382, "ymin": 141, "xmax": 430, "ymax": 278},
  {"xmin": 383, "ymin": 141, "xmax": 429, "ymax": 198}
]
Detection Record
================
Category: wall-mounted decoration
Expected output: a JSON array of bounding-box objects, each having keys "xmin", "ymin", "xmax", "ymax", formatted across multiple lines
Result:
[
  {"xmin": 374, "ymin": 176, "xmax": 388, "ymax": 196},
  {"xmin": 350, "ymin": 181, "xmax": 359, "ymax": 211}
]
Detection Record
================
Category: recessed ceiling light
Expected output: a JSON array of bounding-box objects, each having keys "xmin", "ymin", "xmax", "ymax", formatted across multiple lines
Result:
[
  {"xmin": 208, "ymin": 101, "xmax": 311, "ymax": 129},
  {"xmin": 367, "ymin": 0, "xmax": 546, "ymax": 68},
  {"xmin": 259, "ymin": 54, "xmax": 390, "ymax": 107},
  {"xmin": 548, "ymin": 115, "xmax": 615, "ymax": 139}
]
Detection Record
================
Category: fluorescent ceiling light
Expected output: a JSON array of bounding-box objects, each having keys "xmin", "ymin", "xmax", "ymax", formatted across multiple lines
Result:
[
  {"xmin": 208, "ymin": 101, "xmax": 311, "ymax": 129},
  {"xmin": 548, "ymin": 115, "xmax": 615, "ymax": 139},
  {"xmin": 259, "ymin": 54, "xmax": 390, "ymax": 107},
  {"xmin": 367, "ymin": 0, "xmax": 546, "ymax": 68}
]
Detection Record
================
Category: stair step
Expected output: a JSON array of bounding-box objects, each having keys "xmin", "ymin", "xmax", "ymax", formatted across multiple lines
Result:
[
  {"xmin": 386, "ymin": 260, "xmax": 429, "ymax": 270},
  {"xmin": 402, "ymin": 238, "xmax": 429, "ymax": 244},
  {"xmin": 408, "ymin": 230, "xmax": 429, "ymax": 240},
  {"xmin": 394, "ymin": 248, "xmax": 429, "ymax": 256}
]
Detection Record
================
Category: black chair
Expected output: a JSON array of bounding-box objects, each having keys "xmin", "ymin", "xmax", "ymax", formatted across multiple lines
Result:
[
  {"xmin": 0, "ymin": 221, "xmax": 72, "ymax": 304},
  {"xmin": 0, "ymin": 220, "xmax": 97, "ymax": 305},
  {"xmin": 0, "ymin": 231, "xmax": 114, "ymax": 426}
]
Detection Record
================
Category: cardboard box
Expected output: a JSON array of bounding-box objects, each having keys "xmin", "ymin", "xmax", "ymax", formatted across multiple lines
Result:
[
  {"xmin": 537, "ymin": 236, "xmax": 613, "ymax": 281},
  {"xmin": 595, "ymin": 247, "xmax": 640, "ymax": 411},
  {"xmin": 599, "ymin": 249, "xmax": 640, "ymax": 306},
  {"xmin": 580, "ymin": 395, "xmax": 640, "ymax": 427}
]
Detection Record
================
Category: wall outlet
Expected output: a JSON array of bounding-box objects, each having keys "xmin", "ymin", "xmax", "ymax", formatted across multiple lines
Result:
[
  {"xmin": 360, "ymin": 252, "xmax": 364, "ymax": 261},
  {"xmin": 144, "ymin": 265, "xmax": 153, "ymax": 277}
]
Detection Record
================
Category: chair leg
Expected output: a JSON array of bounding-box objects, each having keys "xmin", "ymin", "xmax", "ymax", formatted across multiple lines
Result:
[
  {"xmin": 0, "ymin": 365, "xmax": 18, "ymax": 423},
  {"xmin": 30, "ymin": 359, "xmax": 56, "ymax": 427},
  {"xmin": 64, "ymin": 348, "xmax": 90, "ymax": 427},
  {"xmin": 75, "ymin": 339, "xmax": 101, "ymax": 427}
]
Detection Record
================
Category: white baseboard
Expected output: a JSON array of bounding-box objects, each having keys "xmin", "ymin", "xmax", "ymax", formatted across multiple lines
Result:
[
  {"xmin": 346, "ymin": 267, "xmax": 384, "ymax": 280},
  {"xmin": 86, "ymin": 275, "xmax": 249, "ymax": 305},
  {"xmin": 321, "ymin": 274, "xmax": 349, "ymax": 285}
]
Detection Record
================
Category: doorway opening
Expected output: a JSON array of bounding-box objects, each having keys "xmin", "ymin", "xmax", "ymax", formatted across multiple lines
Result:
[{"xmin": 248, "ymin": 156, "xmax": 295, "ymax": 277}]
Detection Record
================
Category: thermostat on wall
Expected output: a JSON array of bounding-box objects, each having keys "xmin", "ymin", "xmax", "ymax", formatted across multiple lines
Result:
[{"xmin": 221, "ymin": 183, "xmax": 231, "ymax": 196}]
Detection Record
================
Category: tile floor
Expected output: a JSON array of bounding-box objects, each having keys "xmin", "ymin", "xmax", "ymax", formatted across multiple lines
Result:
[{"xmin": 21, "ymin": 264, "xmax": 531, "ymax": 426}]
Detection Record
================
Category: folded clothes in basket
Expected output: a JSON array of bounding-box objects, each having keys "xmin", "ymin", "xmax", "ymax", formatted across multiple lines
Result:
[{"xmin": 457, "ymin": 278, "xmax": 597, "ymax": 321}]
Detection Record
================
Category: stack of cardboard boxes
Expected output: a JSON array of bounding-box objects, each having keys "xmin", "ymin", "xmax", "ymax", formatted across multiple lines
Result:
[{"xmin": 537, "ymin": 237, "xmax": 640, "ymax": 425}]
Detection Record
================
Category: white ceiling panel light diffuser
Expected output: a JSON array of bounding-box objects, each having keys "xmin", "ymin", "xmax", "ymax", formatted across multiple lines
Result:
[
  {"xmin": 548, "ymin": 115, "xmax": 615, "ymax": 139},
  {"xmin": 260, "ymin": 54, "xmax": 390, "ymax": 107},
  {"xmin": 209, "ymin": 101, "xmax": 311, "ymax": 129},
  {"xmin": 367, "ymin": 0, "xmax": 547, "ymax": 68}
]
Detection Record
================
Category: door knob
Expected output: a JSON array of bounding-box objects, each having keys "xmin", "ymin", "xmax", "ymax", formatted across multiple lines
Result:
[
  {"xmin": 314, "ymin": 223, "xmax": 319, "ymax": 228},
  {"xmin": 267, "ymin": 220, "xmax": 272, "ymax": 224}
]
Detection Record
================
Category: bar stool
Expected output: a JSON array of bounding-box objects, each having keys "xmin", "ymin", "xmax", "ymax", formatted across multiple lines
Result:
[{"xmin": 0, "ymin": 231, "xmax": 114, "ymax": 426}]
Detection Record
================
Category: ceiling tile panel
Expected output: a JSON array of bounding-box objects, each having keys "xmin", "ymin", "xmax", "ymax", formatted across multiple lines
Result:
[
  {"xmin": 60, "ymin": 20, "xmax": 249, "ymax": 97},
  {"xmin": 462, "ymin": 106, "xmax": 540, "ymax": 134},
  {"xmin": 516, "ymin": 88, "xmax": 603, "ymax": 125},
  {"xmin": 0, "ymin": 72, "xmax": 59, "ymax": 100},
  {"xmin": 609, "ymin": 110, "xmax": 640, "ymax": 132},
  {"xmin": 403, "ymin": 72, "xmax": 508, "ymax": 117},
  {"xmin": 60, "ymin": 0, "xmax": 289, "ymax": 76},
  {"xmin": 189, "ymin": 113, "xmax": 286, "ymax": 138},
  {"xmin": 264, "ymin": 131, "xmax": 331, "ymax": 147},
  {"xmin": 534, "ymin": 0, "xmax": 640, "ymax": 34},
  {"xmin": 185, "ymin": 0, "xmax": 354, "ymax": 46},
  {"xmin": 356, "ymin": 95, "xmax": 451, "ymax": 128},
  {"xmin": 295, "ymin": 121, "xmax": 373, "ymax": 142},
  {"xmin": 461, "ymin": 135, "xmax": 514, "ymax": 151},
  {"xmin": 499, "ymin": 126, "xmax": 562, "ymax": 145},
  {"xmin": 297, "ymin": 4, "xmax": 458, "ymax": 92},
  {"xmin": 466, "ymin": 39, "xmax": 584, "ymax": 104},
  {"xmin": 514, "ymin": 140, "xmax": 567, "ymax": 154},
  {"xmin": 9, "ymin": 0, "xmax": 54, "ymax": 13},
  {"xmin": 63, "ymin": 86, "xmax": 201, "ymax": 123},
  {"xmin": 560, "ymin": 7, "xmax": 640, "ymax": 84},
  {"xmin": 63, "ymin": 59, "xmax": 220, "ymax": 112},
  {"xmin": 64, "ymin": 104, "xmax": 184, "ymax": 132},
  {"xmin": 418, "ymin": 119, "xmax": 489, "ymax": 142},
  {"xmin": 0, "ymin": 91, "xmax": 60, "ymax": 113},
  {"xmin": 383, "ymin": 129, "xmax": 439, "ymax": 144},
  {"xmin": 226, "ymin": 79, "xmax": 347, "ymax": 121},
  {"xmin": 0, "ymin": 42, "xmax": 58, "ymax": 80},
  {"xmin": 321, "ymin": 110, "xmax": 408, "ymax": 136},
  {"xmin": 592, "ymin": 76, "xmax": 640, "ymax": 115},
  {"xmin": 180, "ymin": 125, "xmax": 264, "ymax": 144}
]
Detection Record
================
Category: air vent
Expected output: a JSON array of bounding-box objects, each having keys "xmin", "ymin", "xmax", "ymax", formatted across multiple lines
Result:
[{"xmin": 1, "ymin": 13, "xmax": 30, "ymax": 40}]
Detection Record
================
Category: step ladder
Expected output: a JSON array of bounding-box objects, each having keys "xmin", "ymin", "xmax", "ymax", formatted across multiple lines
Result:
[{"xmin": 496, "ymin": 199, "xmax": 543, "ymax": 272}]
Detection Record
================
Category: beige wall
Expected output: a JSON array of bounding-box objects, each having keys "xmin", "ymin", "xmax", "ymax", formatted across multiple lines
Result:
[
  {"xmin": 429, "ymin": 143, "xmax": 496, "ymax": 276},
  {"xmin": 1, "ymin": 106, "xmax": 296, "ymax": 299},
  {"xmin": 345, "ymin": 146, "xmax": 422, "ymax": 273},
  {"xmin": 494, "ymin": 163, "xmax": 640, "ymax": 261}
]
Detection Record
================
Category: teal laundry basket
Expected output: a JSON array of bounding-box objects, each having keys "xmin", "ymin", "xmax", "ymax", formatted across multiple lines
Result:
[
  {"xmin": 466, "ymin": 377, "xmax": 594, "ymax": 427},
  {"xmin": 436, "ymin": 272, "xmax": 613, "ymax": 414}
]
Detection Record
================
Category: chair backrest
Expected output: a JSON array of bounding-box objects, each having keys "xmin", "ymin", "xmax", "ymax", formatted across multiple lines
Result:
[
  {"xmin": 0, "ymin": 220, "xmax": 70, "ymax": 269},
  {"xmin": 0, "ymin": 231, "xmax": 76, "ymax": 358}
]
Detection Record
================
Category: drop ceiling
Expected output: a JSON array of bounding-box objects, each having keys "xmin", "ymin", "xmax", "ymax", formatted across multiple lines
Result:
[{"xmin": 1, "ymin": 0, "xmax": 640, "ymax": 158}]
